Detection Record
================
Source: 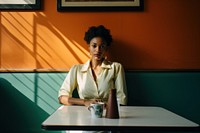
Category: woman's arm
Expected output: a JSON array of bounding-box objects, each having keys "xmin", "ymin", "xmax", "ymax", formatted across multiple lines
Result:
[
  {"xmin": 114, "ymin": 63, "xmax": 127, "ymax": 105},
  {"xmin": 59, "ymin": 95, "xmax": 102, "ymax": 107}
]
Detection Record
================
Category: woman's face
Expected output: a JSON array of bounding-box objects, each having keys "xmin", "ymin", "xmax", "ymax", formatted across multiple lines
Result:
[{"xmin": 89, "ymin": 37, "xmax": 108, "ymax": 61}]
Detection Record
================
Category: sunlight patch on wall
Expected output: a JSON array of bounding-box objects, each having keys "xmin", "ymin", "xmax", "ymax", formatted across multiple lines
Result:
[
  {"xmin": 1, "ymin": 12, "xmax": 89, "ymax": 70},
  {"xmin": 1, "ymin": 12, "xmax": 35, "ymax": 68},
  {"xmin": 36, "ymin": 23, "xmax": 89, "ymax": 69}
]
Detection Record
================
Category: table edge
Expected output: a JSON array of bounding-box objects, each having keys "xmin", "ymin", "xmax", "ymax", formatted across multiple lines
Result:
[{"xmin": 41, "ymin": 124, "xmax": 200, "ymax": 132}]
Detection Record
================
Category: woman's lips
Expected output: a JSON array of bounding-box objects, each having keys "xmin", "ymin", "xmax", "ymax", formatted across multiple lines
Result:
[{"xmin": 94, "ymin": 54, "xmax": 101, "ymax": 58}]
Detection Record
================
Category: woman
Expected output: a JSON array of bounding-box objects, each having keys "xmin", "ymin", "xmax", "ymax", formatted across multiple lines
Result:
[{"xmin": 58, "ymin": 25, "xmax": 127, "ymax": 107}]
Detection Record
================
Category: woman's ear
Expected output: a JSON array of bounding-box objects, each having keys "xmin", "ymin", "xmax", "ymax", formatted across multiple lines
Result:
[
  {"xmin": 104, "ymin": 50, "xmax": 109, "ymax": 58},
  {"xmin": 105, "ymin": 46, "xmax": 109, "ymax": 52},
  {"xmin": 88, "ymin": 45, "xmax": 91, "ymax": 56},
  {"xmin": 88, "ymin": 45, "xmax": 91, "ymax": 51}
]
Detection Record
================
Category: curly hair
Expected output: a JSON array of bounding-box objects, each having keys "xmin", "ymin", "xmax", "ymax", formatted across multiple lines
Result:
[{"xmin": 84, "ymin": 25, "xmax": 113, "ymax": 46}]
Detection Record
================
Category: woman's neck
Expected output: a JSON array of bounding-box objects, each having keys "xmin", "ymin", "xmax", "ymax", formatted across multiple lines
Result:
[{"xmin": 91, "ymin": 58, "xmax": 104, "ymax": 69}]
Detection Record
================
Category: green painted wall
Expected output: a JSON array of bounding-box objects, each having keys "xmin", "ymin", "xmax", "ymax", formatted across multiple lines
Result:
[
  {"xmin": 0, "ymin": 72, "xmax": 199, "ymax": 132},
  {"xmin": 0, "ymin": 73, "xmax": 65, "ymax": 133},
  {"xmin": 126, "ymin": 72, "xmax": 200, "ymax": 125}
]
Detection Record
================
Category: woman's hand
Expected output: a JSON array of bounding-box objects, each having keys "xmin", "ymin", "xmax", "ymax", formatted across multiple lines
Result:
[
  {"xmin": 59, "ymin": 96, "xmax": 104, "ymax": 107},
  {"xmin": 83, "ymin": 99, "xmax": 103, "ymax": 107}
]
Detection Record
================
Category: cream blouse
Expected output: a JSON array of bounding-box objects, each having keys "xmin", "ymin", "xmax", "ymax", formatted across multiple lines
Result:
[{"xmin": 58, "ymin": 59, "xmax": 127, "ymax": 105}]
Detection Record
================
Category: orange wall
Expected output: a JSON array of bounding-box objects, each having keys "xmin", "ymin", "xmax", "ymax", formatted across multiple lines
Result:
[{"xmin": 0, "ymin": 0, "xmax": 200, "ymax": 71}]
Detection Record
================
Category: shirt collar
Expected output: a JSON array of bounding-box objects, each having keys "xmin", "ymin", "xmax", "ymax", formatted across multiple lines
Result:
[{"xmin": 81, "ymin": 59, "xmax": 112, "ymax": 72}]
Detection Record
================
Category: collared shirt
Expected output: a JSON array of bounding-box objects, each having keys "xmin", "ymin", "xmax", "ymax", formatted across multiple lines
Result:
[{"xmin": 58, "ymin": 59, "xmax": 127, "ymax": 105}]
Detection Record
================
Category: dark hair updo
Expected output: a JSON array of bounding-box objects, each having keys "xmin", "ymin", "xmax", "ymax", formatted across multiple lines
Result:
[{"xmin": 84, "ymin": 25, "xmax": 113, "ymax": 46}]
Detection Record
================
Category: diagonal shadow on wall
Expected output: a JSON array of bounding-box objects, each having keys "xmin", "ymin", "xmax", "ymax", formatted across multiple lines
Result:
[{"xmin": 0, "ymin": 78, "xmax": 61, "ymax": 133}]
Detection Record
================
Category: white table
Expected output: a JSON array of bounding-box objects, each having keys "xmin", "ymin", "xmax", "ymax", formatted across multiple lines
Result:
[{"xmin": 41, "ymin": 106, "xmax": 199, "ymax": 132}]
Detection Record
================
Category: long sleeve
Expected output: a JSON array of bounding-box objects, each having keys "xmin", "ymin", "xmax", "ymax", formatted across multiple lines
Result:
[
  {"xmin": 58, "ymin": 65, "xmax": 78, "ymax": 98},
  {"xmin": 114, "ymin": 63, "xmax": 127, "ymax": 105}
]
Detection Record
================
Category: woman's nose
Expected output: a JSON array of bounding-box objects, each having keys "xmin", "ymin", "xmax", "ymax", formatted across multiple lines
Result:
[{"xmin": 96, "ymin": 46, "xmax": 100, "ymax": 52}]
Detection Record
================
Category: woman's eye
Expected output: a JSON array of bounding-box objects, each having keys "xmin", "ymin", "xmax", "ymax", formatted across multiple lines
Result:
[
  {"xmin": 91, "ymin": 44, "xmax": 106, "ymax": 49},
  {"xmin": 92, "ymin": 45, "xmax": 97, "ymax": 48},
  {"xmin": 100, "ymin": 45, "xmax": 106, "ymax": 49}
]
